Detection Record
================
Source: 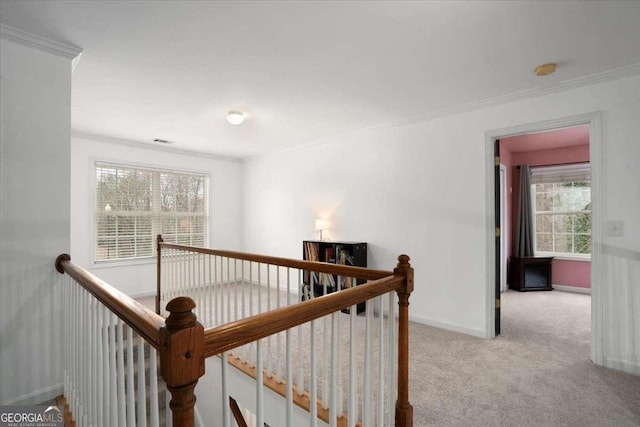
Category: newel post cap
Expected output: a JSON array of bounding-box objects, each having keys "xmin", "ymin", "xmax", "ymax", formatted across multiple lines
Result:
[
  {"xmin": 165, "ymin": 297, "xmax": 197, "ymax": 331},
  {"xmin": 394, "ymin": 254, "xmax": 414, "ymax": 294}
]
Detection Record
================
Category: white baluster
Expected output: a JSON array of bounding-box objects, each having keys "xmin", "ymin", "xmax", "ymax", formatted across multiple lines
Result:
[
  {"xmin": 348, "ymin": 305, "xmax": 357, "ymax": 427},
  {"xmin": 102, "ymin": 306, "xmax": 110, "ymax": 427},
  {"xmin": 387, "ymin": 292, "xmax": 396, "ymax": 427},
  {"xmin": 266, "ymin": 267, "xmax": 272, "ymax": 378},
  {"xmin": 286, "ymin": 330, "xmax": 293, "ymax": 426},
  {"xmin": 257, "ymin": 262, "xmax": 261, "ymax": 314},
  {"xmin": 126, "ymin": 326, "xmax": 136, "ymax": 427},
  {"xmin": 227, "ymin": 258, "xmax": 231, "ymax": 322},
  {"xmin": 117, "ymin": 318, "xmax": 126, "ymax": 427},
  {"xmin": 198, "ymin": 253, "xmax": 203, "ymax": 317},
  {"xmin": 216, "ymin": 256, "xmax": 221, "ymax": 326},
  {"xmin": 80, "ymin": 290, "xmax": 87, "ymax": 425},
  {"xmin": 149, "ymin": 348, "xmax": 159, "ymax": 427},
  {"xmin": 322, "ymin": 314, "xmax": 328, "ymax": 407},
  {"xmin": 137, "ymin": 335, "xmax": 147, "ymax": 427},
  {"xmin": 276, "ymin": 267, "xmax": 282, "ymax": 383},
  {"xmin": 249, "ymin": 262, "xmax": 253, "ymax": 317},
  {"xmin": 79, "ymin": 290, "xmax": 87, "ymax": 426},
  {"xmin": 63, "ymin": 277, "xmax": 69, "ymax": 403},
  {"xmin": 189, "ymin": 252, "xmax": 194, "ymax": 302},
  {"xmin": 221, "ymin": 352, "xmax": 230, "ymax": 427},
  {"xmin": 362, "ymin": 299, "xmax": 373, "ymax": 426},
  {"xmin": 71, "ymin": 285, "xmax": 77, "ymax": 421},
  {"xmin": 249, "ymin": 262, "xmax": 255, "ymax": 367},
  {"xmin": 256, "ymin": 340, "xmax": 264, "ymax": 427},
  {"xmin": 241, "ymin": 260, "xmax": 248, "ymax": 362},
  {"xmin": 181, "ymin": 250, "xmax": 187, "ymax": 299},
  {"xmin": 336, "ymin": 312, "xmax": 343, "ymax": 415},
  {"xmin": 329, "ymin": 312, "xmax": 338, "ymax": 427},
  {"xmin": 209, "ymin": 254, "xmax": 214, "ymax": 327},
  {"xmin": 377, "ymin": 296, "xmax": 384, "ymax": 427},
  {"xmin": 234, "ymin": 258, "xmax": 239, "ymax": 322},
  {"xmin": 310, "ymin": 320, "xmax": 318, "ymax": 427},
  {"xmin": 97, "ymin": 303, "xmax": 105, "ymax": 427},
  {"xmin": 297, "ymin": 322, "xmax": 304, "ymax": 397},
  {"xmin": 109, "ymin": 313, "xmax": 118, "ymax": 424}
]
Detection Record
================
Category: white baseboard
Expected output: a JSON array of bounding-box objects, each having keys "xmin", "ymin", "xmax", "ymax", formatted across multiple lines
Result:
[
  {"xmin": 1, "ymin": 383, "xmax": 63, "ymax": 406},
  {"xmin": 408, "ymin": 313, "xmax": 486, "ymax": 338},
  {"xmin": 552, "ymin": 284, "xmax": 591, "ymax": 295},
  {"xmin": 603, "ymin": 357, "xmax": 640, "ymax": 376}
]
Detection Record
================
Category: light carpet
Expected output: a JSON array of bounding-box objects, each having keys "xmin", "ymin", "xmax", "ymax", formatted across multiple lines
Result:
[{"xmin": 409, "ymin": 290, "xmax": 640, "ymax": 426}]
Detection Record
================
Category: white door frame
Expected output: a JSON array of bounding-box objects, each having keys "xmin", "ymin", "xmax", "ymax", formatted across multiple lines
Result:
[
  {"xmin": 499, "ymin": 163, "xmax": 507, "ymax": 293},
  {"xmin": 484, "ymin": 112, "xmax": 603, "ymax": 365}
]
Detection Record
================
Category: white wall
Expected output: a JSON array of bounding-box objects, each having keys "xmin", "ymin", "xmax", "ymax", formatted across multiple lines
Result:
[
  {"xmin": 243, "ymin": 74, "xmax": 640, "ymax": 373},
  {"xmin": 71, "ymin": 135, "xmax": 243, "ymax": 296},
  {"xmin": 0, "ymin": 39, "xmax": 73, "ymax": 404}
]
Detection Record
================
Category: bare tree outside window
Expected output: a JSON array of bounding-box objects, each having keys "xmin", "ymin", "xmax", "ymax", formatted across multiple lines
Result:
[
  {"xmin": 96, "ymin": 163, "xmax": 208, "ymax": 262},
  {"xmin": 533, "ymin": 180, "xmax": 591, "ymax": 257}
]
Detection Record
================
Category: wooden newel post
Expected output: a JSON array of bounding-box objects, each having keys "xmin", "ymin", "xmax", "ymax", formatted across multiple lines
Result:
[
  {"xmin": 394, "ymin": 254, "xmax": 414, "ymax": 427},
  {"xmin": 160, "ymin": 297, "xmax": 205, "ymax": 427},
  {"xmin": 156, "ymin": 234, "xmax": 164, "ymax": 314}
]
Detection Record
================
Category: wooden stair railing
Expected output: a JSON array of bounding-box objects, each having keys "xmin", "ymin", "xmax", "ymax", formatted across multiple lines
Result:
[
  {"xmin": 57, "ymin": 241, "xmax": 414, "ymax": 426},
  {"xmin": 55, "ymin": 254, "xmax": 205, "ymax": 427},
  {"xmin": 156, "ymin": 237, "xmax": 414, "ymax": 427},
  {"xmin": 200, "ymin": 263, "xmax": 413, "ymax": 427}
]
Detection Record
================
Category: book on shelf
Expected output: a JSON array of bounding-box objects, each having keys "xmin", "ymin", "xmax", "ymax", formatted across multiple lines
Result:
[
  {"xmin": 336, "ymin": 245, "xmax": 355, "ymax": 289},
  {"xmin": 324, "ymin": 247, "xmax": 335, "ymax": 262},
  {"xmin": 304, "ymin": 241, "xmax": 320, "ymax": 261},
  {"xmin": 319, "ymin": 272, "xmax": 336, "ymax": 289}
]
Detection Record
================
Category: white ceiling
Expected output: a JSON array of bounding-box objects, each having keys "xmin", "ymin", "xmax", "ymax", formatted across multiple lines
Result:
[{"xmin": 2, "ymin": 1, "xmax": 640, "ymax": 159}]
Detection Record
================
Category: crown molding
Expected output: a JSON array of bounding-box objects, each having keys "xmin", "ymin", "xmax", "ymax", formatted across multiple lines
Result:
[
  {"xmin": 0, "ymin": 23, "xmax": 82, "ymax": 60},
  {"xmin": 246, "ymin": 62, "xmax": 640, "ymax": 163},
  {"xmin": 72, "ymin": 131, "xmax": 243, "ymax": 163},
  {"xmin": 385, "ymin": 62, "xmax": 640, "ymax": 131}
]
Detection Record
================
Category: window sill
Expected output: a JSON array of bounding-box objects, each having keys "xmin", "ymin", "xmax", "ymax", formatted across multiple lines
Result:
[
  {"xmin": 536, "ymin": 253, "xmax": 591, "ymax": 262},
  {"xmin": 91, "ymin": 257, "xmax": 156, "ymax": 270}
]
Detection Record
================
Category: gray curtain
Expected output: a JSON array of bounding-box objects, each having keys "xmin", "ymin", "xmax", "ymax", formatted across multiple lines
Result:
[{"xmin": 515, "ymin": 164, "xmax": 534, "ymax": 256}]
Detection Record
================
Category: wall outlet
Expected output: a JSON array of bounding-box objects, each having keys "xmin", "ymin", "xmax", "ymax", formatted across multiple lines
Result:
[{"xmin": 606, "ymin": 220, "xmax": 624, "ymax": 237}]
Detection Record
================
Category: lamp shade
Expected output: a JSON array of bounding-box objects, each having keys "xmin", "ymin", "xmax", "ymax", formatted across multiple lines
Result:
[{"xmin": 315, "ymin": 218, "xmax": 329, "ymax": 231}]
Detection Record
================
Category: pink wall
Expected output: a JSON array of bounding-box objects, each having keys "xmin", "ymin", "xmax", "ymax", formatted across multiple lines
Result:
[
  {"xmin": 503, "ymin": 143, "xmax": 591, "ymax": 289},
  {"xmin": 511, "ymin": 144, "xmax": 589, "ymax": 166},
  {"xmin": 552, "ymin": 260, "xmax": 591, "ymax": 289}
]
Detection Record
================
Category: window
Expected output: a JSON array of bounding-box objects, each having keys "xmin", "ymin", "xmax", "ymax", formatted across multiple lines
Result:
[
  {"xmin": 95, "ymin": 162, "xmax": 208, "ymax": 262},
  {"xmin": 531, "ymin": 163, "xmax": 591, "ymax": 258}
]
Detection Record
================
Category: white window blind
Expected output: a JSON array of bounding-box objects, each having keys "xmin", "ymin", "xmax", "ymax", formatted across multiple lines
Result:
[
  {"xmin": 95, "ymin": 162, "xmax": 208, "ymax": 262},
  {"xmin": 531, "ymin": 163, "xmax": 591, "ymax": 184},
  {"xmin": 531, "ymin": 163, "xmax": 591, "ymax": 257}
]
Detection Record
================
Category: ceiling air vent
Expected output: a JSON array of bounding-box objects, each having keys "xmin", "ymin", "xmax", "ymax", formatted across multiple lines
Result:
[{"xmin": 153, "ymin": 138, "xmax": 173, "ymax": 144}]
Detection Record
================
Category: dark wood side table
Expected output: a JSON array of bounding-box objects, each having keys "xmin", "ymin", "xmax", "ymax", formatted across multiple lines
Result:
[{"xmin": 509, "ymin": 256, "xmax": 553, "ymax": 291}]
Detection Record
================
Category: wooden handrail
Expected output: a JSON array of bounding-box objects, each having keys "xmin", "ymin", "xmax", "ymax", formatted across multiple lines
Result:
[
  {"xmin": 158, "ymin": 241, "xmax": 393, "ymax": 281},
  {"xmin": 202, "ymin": 274, "xmax": 404, "ymax": 357},
  {"xmin": 55, "ymin": 254, "xmax": 165, "ymax": 349}
]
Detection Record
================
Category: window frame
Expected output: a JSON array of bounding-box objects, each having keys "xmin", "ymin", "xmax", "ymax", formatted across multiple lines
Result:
[
  {"xmin": 91, "ymin": 159, "xmax": 210, "ymax": 267},
  {"xmin": 531, "ymin": 164, "xmax": 591, "ymax": 261}
]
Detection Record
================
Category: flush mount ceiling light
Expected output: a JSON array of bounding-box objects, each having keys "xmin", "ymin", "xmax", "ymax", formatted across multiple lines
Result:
[
  {"xmin": 226, "ymin": 111, "xmax": 245, "ymax": 125},
  {"xmin": 535, "ymin": 63, "xmax": 557, "ymax": 77}
]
